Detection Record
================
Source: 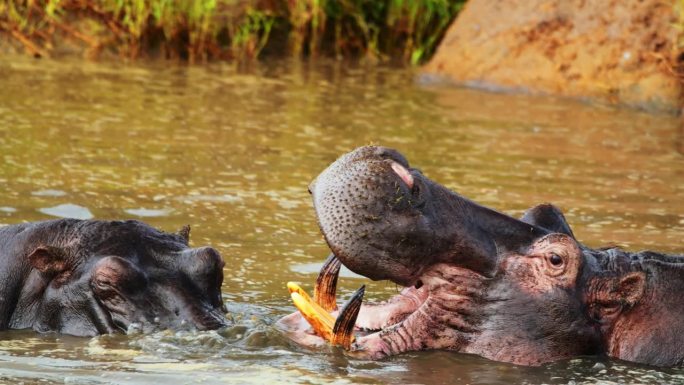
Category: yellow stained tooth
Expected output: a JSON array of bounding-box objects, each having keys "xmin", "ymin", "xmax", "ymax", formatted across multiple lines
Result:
[
  {"xmin": 288, "ymin": 282, "xmax": 335, "ymax": 326},
  {"xmin": 291, "ymin": 292, "xmax": 334, "ymax": 341},
  {"xmin": 288, "ymin": 282, "xmax": 353, "ymax": 345},
  {"xmin": 287, "ymin": 282, "xmax": 312, "ymax": 302}
]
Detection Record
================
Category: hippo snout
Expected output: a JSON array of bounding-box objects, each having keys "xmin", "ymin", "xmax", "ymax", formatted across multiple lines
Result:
[{"xmin": 309, "ymin": 146, "xmax": 442, "ymax": 285}]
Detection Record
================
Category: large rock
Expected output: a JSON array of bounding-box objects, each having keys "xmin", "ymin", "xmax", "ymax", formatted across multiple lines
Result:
[{"xmin": 422, "ymin": 0, "xmax": 683, "ymax": 114}]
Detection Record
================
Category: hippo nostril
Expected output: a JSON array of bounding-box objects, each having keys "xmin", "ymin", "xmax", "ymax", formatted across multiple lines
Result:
[
  {"xmin": 372, "ymin": 146, "xmax": 410, "ymax": 167},
  {"xmin": 374, "ymin": 146, "xmax": 392, "ymax": 158}
]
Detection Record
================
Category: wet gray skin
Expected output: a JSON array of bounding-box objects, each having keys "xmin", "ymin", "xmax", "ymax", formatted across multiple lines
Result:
[
  {"xmin": 0, "ymin": 219, "xmax": 228, "ymax": 336},
  {"xmin": 309, "ymin": 145, "xmax": 548, "ymax": 285}
]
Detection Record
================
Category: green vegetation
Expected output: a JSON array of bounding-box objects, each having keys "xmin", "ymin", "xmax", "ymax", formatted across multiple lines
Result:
[{"xmin": 0, "ymin": 0, "xmax": 465, "ymax": 64}]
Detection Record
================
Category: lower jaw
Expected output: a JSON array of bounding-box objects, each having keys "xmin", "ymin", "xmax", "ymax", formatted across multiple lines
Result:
[{"xmin": 287, "ymin": 254, "xmax": 430, "ymax": 348}]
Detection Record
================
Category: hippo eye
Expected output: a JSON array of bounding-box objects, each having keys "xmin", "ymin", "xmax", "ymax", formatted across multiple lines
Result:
[{"xmin": 548, "ymin": 253, "xmax": 563, "ymax": 266}]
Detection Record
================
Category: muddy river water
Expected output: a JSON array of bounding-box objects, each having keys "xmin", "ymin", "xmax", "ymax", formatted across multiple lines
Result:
[{"xmin": 0, "ymin": 56, "xmax": 682, "ymax": 384}]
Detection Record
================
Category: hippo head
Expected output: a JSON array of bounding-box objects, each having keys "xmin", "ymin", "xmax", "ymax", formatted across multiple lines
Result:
[
  {"xmin": 10, "ymin": 220, "xmax": 227, "ymax": 336},
  {"xmin": 517, "ymin": 206, "xmax": 684, "ymax": 367},
  {"xmin": 281, "ymin": 146, "xmax": 648, "ymax": 365},
  {"xmin": 310, "ymin": 146, "xmax": 577, "ymax": 287},
  {"xmin": 582, "ymin": 249, "xmax": 684, "ymax": 366}
]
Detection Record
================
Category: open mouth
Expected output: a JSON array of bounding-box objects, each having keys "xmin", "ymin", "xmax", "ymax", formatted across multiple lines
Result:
[{"xmin": 286, "ymin": 253, "xmax": 428, "ymax": 350}]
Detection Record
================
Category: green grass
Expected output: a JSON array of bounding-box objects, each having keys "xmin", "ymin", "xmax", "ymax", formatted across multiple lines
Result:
[{"xmin": 0, "ymin": 0, "xmax": 465, "ymax": 64}]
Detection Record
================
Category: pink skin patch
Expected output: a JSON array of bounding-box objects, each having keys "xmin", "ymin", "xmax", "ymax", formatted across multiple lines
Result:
[
  {"xmin": 391, "ymin": 162, "xmax": 414, "ymax": 188},
  {"xmin": 276, "ymin": 264, "xmax": 479, "ymax": 359}
]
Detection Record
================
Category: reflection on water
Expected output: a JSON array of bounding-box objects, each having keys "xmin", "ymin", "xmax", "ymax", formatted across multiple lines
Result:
[
  {"xmin": 0, "ymin": 56, "xmax": 682, "ymax": 384},
  {"xmin": 38, "ymin": 203, "xmax": 94, "ymax": 219}
]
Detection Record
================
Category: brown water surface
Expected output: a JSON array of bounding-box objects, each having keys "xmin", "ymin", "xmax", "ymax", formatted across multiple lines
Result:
[{"xmin": 0, "ymin": 56, "xmax": 682, "ymax": 384}]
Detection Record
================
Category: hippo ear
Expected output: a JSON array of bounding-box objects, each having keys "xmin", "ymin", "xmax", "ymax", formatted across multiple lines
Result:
[
  {"xmin": 177, "ymin": 225, "xmax": 191, "ymax": 244},
  {"xmin": 28, "ymin": 246, "xmax": 69, "ymax": 275},
  {"xmin": 590, "ymin": 271, "xmax": 646, "ymax": 322},
  {"xmin": 521, "ymin": 204, "xmax": 575, "ymax": 238},
  {"xmin": 91, "ymin": 256, "xmax": 147, "ymax": 294},
  {"xmin": 615, "ymin": 271, "xmax": 646, "ymax": 306}
]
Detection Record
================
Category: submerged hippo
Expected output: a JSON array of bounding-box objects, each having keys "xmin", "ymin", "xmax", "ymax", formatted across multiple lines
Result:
[
  {"xmin": 0, "ymin": 219, "xmax": 228, "ymax": 336},
  {"xmin": 279, "ymin": 145, "xmax": 683, "ymax": 367}
]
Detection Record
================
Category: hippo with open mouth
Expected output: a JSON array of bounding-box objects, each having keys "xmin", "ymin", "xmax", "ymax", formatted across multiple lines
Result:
[
  {"xmin": 0, "ymin": 219, "xmax": 228, "ymax": 336},
  {"xmin": 279, "ymin": 145, "xmax": 684, "ymax": 367}
]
